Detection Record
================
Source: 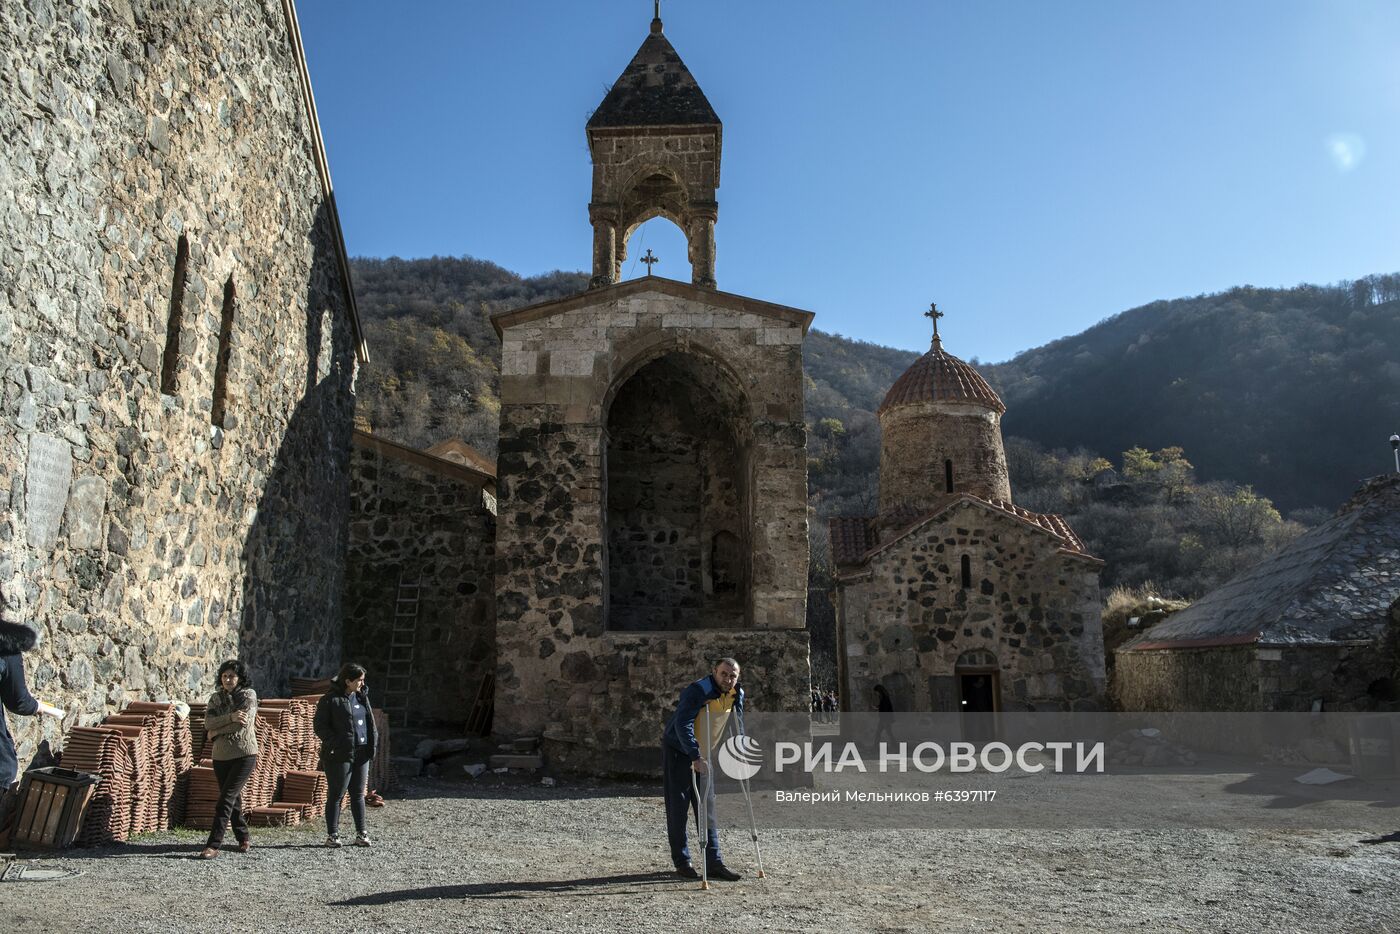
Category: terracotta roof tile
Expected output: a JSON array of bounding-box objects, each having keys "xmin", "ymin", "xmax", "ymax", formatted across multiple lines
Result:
[
  {"xmin": 834, "ymin": 495, "xmax": 1097, "ymax": 571},
  {"xmin": 829, "ymin": 516, "xmax": 878, "ymax": 567},
  {"xmin": 878, "ymin": 341, "xmax": 1005, "ymax": 415}
]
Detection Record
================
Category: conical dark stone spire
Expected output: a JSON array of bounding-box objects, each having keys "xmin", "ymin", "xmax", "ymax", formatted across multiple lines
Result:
[{"xmin": 587, "ymin": 14, "xmax": 720, "ymax": 129}]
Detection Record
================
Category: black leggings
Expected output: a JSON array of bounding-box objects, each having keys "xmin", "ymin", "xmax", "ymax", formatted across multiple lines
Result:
[
  {"xmin": 207, "ymin": 755, "xmax": 257, "ymax": 846},
  {"xmin": 324, "ymin": 746, "xmax": 371, "ymax": 836}
]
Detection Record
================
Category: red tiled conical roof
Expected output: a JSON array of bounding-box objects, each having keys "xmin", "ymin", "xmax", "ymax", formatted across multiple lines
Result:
[{"xmin": 878, "ymin": 339, "xmax": 1005, "ymax": 415}]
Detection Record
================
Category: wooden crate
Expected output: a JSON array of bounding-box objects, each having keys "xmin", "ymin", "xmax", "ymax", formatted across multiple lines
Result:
[{"xmin": 13, "ymin": 767, "xmax": 101, "ymax": 849}]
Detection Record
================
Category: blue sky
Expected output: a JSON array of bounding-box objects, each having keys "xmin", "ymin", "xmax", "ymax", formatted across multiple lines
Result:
[{"xmin": 296, "ymin": 1, "xmax": 1399, "ymax": 363}]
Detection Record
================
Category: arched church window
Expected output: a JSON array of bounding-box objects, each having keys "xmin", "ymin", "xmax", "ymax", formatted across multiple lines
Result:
[{"xmin": 160, "ymin": 235, "xmax": 189, "ymax": 395}]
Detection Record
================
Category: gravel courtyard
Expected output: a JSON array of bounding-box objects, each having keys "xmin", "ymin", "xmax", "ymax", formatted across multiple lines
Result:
[{"xmin": 6, "ymin": 774, "xmax": 1399, "ymax": 933}]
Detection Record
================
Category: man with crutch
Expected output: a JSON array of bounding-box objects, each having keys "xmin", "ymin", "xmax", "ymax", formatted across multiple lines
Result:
[{"xmin": 662, "ymin": 657, "xmax": 744, "ymax": 882}]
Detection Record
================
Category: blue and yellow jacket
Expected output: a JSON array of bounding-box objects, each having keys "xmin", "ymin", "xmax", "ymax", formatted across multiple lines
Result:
[{"xmin": 663, "ymin": 675, "xmax": 745, "ymax": 761}]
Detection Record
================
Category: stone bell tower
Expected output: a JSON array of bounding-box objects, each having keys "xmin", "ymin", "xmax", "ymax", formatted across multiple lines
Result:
[
  {"xmin": 491, "ymin": 6, "xmax": 813, "ymax": 773},
  {"xmin": 585, "ymin": 7, "xmax": 721, "ymax": 288}
]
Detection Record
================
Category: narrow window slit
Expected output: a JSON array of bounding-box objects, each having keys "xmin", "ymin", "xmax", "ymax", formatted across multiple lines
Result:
[
  {"xmin": 211, "ymin": 275, "xmax": 235, "ymax": 427},
  {"xmin": 160, "ymin": 235, "xmax": 189, "ymax": 395}
]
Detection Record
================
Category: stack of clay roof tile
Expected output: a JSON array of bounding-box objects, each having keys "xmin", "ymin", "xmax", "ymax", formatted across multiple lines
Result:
[
  {"xmin": 187, "ymin": 702, "xmax": 211, "ymax": 762},
  {"xmin": 286, "ymin": 697, "xmax": 321, "ymax": 771},
  {"xmin": 60, "ymin": 702, "xmax": 195, "ymax": 844},
  {"xmin": 289, "ymin": 676, "xmax": 333, "ymax": 696},
  {"xmin": 55, "ymin": 680, "xmax": 394, "ymax": 843},
  {"xmin": 61, "ymin": 726, "xmax": 134, "ymax": 845},
  {"xmin": 248, "ymin": 805, "xmax": 302, "ymax": 827},
  {"xmin": 180, "ymin": 764, "xmax": 221, "ymax": 830},
  {"xmin": 369, "ymin": 709, "xmax": 396, "ymax": 792},
  {"xmin": 279, "ymin": 770, "xmax": 328, "ymax": 813}
]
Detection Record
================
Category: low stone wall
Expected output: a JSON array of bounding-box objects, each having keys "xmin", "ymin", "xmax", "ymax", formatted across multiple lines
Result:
[
  {"xmin": 1117, "ymin": 641, "xmax": 1392, "ymax": 712},
  {"xmin": 1113, "ymin": 646, "xmax": 1259, "ymax": 711},
  {"xmin": 344, "ymin": 434, "xmax": 495, "ymax": 726},
  {"xmin": 537, "ymin": 628, "xmax": 812, "ymax": 776},
  {"xmin": 1261, "ymin": 643, "xmax": 1391, "ymax": 711}
]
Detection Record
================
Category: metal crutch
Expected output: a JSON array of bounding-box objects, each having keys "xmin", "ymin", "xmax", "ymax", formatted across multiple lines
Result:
[
  {"xmin": 733, "ymin": 704, "xmax": 766, "ymax": 878},
  {"xmin": 692, "ymin": 709, "xmax": 711, "ymax": 890}
]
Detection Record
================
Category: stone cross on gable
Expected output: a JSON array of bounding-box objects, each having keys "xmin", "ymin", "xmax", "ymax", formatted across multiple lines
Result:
[
  {"xmin": 641, "ymin": 248, "xmax": 659, "ymax": 275},
  {"xmin": 924, "ymin": 302, "xmax": 944, "ymax": 346}
]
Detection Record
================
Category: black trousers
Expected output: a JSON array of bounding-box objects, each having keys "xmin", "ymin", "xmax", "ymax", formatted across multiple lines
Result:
[
  {"xmin": 662, "ymin": 743, "xmax": 720, "ymax": 868},
  {"xmin": 324, "ymin": 745, "xmax": 372, "ymax": 836},
  {"xmin": 207, "ymin": 754, "xmax": 257, "ymax": 846}
]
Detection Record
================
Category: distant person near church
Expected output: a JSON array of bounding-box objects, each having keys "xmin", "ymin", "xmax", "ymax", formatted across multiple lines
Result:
[
  {"xmin": 315, "ymin": 663, "xmax": 377, "ymax": 848},
  {"xmin": 874, "ymin": 684, "xmax": 896, "ymax": 747},
  {"xmin": 662, "ymin": 657, "xmax": 744, "ymax": 881},
  {"xmin": 199, "ymin": 659, "xmax": 260, "ymax": 859}
]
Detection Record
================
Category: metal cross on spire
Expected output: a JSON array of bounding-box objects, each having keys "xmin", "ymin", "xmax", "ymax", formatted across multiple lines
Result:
[
  {"xmin": 924, "ymin": 302, "xmax": 945, "ymax": 348},
  {"xmin": 641, "ymin": 249, "xmax": 659, "ymax": 276},
  {"xmin": 654, "ymin": 1, "xmax": 661, "ymax": 21}
]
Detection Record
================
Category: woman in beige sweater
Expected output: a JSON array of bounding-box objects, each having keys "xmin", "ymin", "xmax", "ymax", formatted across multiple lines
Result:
[{"xmin": 198, "ymin": 660, "xmax": 260, "ymax": 859}]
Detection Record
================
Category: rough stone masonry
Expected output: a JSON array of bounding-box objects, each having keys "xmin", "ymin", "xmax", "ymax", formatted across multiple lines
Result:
[{"xmin": 0, "ymin": 0, "xmax": 363, "ymax": 769}]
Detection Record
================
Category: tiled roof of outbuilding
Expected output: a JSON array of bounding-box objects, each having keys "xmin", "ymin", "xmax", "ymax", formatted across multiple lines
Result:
[
  {"xmin": 587, "ymin": 19, "xmax": 720, "ymax": 129},
  {"xmin": 1122, "ymin": 475, "xmax": 1400, "ymax": 650},
  {"xmin": 878, "ymin": 340, "xmax": 1005, "ymax": 415}
]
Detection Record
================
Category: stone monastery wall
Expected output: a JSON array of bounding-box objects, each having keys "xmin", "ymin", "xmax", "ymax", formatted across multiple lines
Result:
[
  {"xmin": 0, "ymin": 0, "xmax": 359, "ymax": 768},
  {"xmin": 344, "ymin": 433, "xmax": 496, "ymax": 726}
]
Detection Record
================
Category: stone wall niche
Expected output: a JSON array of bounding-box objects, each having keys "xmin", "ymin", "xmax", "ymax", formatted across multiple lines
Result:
[{"xmin": 604, "ymin": 350, "xmax": 751, "ymax": 631}]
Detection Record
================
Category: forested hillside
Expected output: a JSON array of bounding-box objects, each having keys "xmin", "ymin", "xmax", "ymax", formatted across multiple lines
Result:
[
  {"xmin": 982, "ymin": 275, "xmax": 1400, "ymax": 512},
  {"xmin": 351, "ymin": 256, "xmax": 588, "ymax": 456}
]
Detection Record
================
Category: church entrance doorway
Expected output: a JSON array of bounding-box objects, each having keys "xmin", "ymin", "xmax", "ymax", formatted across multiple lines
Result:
[{"xmin": 955, "ymin": 649, "xmax": 1000, "ymax": 743}]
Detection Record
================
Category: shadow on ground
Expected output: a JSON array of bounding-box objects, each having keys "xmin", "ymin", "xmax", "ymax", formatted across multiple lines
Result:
[{"xmin": 332, "ymin": 870, "xmax": 681, "ymax": 904}]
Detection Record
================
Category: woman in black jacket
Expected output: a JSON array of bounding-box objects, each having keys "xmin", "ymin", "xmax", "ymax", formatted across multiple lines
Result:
[
  {"xmin": 314, "ymin": 663, "xmax": 377, "ymax": 848},
  {"xmin": 0, "ymin": 621, "xmax": 41, "ymax": 788}
]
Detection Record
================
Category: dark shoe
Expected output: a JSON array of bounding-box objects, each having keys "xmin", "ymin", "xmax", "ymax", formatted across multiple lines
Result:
[
  {"xmin": 674, "ymin": 864, "xmax": 700, "ymax": 879},
  {"xmin": 236, "ymin": 839, "xmax": 252, "ymax": 853},
  {"xmin": 707, "ymin": 863, "xmax": 742, "ymax": 882},
  {"xmin": 197, "ymin": 847, "xmax": 219, "ymax": 860}
]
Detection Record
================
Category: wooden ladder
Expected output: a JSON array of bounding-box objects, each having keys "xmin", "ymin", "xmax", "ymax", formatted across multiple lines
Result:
[
  {"xmin": 382, "ymin": 571, "xmax": 419, "ymax": 728},
  {"xmin": 465, "ymin": 671, "xmax": 494, "ymax": 737}
]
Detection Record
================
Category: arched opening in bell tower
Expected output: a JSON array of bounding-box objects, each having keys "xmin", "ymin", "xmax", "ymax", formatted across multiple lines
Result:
[
  {"xmin": 603, "ymin": 349, "xmax": 752, "ymax": 631},
  {"xmin": 619, "ymin": 215, "xmax": 691, "ymax": 282}
]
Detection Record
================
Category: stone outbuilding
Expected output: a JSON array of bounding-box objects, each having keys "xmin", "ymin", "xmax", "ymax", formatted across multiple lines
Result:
[
  {"xmin": 1116, "ymin": 474, "xmax": 1400, "ymax": 711},
  {"xmin": 831, "ymin": 320, "xmax": 1105, "ymax": 713},
  {"xmin": 343, "ymin": 431, "xmax": 496, "ymax": 728},
  {"xmin": 0, "ymin": 0, "xmax": 365, "ymax": 768},
  {"xmin": 492, "ymin": 12, "xmax": 811, "ymax": 772}
]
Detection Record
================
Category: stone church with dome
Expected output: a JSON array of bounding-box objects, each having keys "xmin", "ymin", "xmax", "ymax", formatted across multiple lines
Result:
[{"xmin": 831, "ymin": 312, "xmax": 1106, "ymax": 713}]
